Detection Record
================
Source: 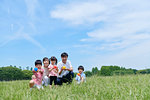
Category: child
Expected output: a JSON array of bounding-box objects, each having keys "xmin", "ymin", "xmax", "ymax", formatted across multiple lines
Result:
[
  {"xmin": 76, "ymin": 66, "xmax": 86, "ymax": 84},
  {"xmin": 29, "ymin": 60, "xmax": 44, "ymax": 90},
  {"xmin": 42, "ymin": 57, "xmax": 50, "ymax": 86},
  {"xmin": 48, "ymin": 56, "xmax": 58, "ymax": 88}
]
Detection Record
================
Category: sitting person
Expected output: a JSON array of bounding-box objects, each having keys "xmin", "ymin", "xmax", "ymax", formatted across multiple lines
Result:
[
  {"xmin": 42, "ymin": 57, "xmax": 50, "ymax": 86},
  {"xmin": 29, "ymin": 60, "xmax": 44, "ymax": 90},
  {"xmin": 57, "ymin": 52, "xmax": 74, "ymax": 85},
  {"xmin": 76, "ymin": 66, "xmax": 86, "ymax": 84}
]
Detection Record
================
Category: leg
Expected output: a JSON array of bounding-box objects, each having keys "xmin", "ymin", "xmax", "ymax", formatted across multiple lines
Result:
[
  {"xmin": 49, "ymin": 76, "xmax": 53, "ymax": 88},
  {"xmin": 54, "ymin": 76, "xmax": 57, "ymax": 87},
  {"xmin": 43, "ymin": 76, "xmax": 49, "ymax": 86},
  {"xmin": 57, "ymin": 77, "xmax": 63, "ymax": 85},
  {"xmin": 64, "ymin": 71, "xmax": 74, "ymax": 84},
  {"xmin": 29, "ymin": 80, "xmax": 34, "ymax": 88},
  {"xmin": 44, "ymin": 76, "xmax": 49, "ymax": 86}
]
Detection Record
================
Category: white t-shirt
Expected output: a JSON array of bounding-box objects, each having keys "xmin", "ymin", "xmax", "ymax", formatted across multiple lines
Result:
[
  {"xmin": 42, "ymin": 66, "xmax": 49, "ymax": 78},
  {"xmin": 57, "ymin": 60, "xmax": 73, "ymax": 78}
]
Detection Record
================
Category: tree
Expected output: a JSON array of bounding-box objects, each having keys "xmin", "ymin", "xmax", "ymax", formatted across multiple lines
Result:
[
  {"xmin": 0, "ymin": 66, "xmax": 23, "ymax": 81},
  {"xmin": 100, "ymin": 66, "xmax": 121, "ymax": 76},
  {"xmin": 84, "ymin": 71, "xmax": 92, "ymax": 77},
  {"xmin": 30, "ymin": 67, "xmax": 33, "ymax": 71},
  {"xmin": 92, "ymin": 67, "xmax": 99, "ymax": 75},
  {"xmin": 26, "ymin": 66, "xmax": 29, "ymax": 70},
  {"xmin": 19, "ymin": 66, "xmax": 22, "ymax": 70},
  {"xmin": 22, "ymin": 70, "xmax": 33, "ymax": 80}
]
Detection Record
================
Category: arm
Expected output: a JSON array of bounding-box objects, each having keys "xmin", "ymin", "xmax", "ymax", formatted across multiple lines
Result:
[
  {"xmin": 66, "ymin": 61, "xmax": 73, "ymax": 71},
  {"xmin": 57, "ymin": 63, "xmax": 64, "ymax": 75},
  {"xmin": 66, "ymin": 67, "xmax": 73, "ymax": 71},
  {"xmin": 32, "ymin": 69, "xmax": 36, "ymax": 73},
  {"xmin": 59, "ymin": 67, "xmax": 63, "ymax": 75},
  {"xmin": 81, "ymin": 74, "xmax": 86, "ymax": 82},
  {"xmin": 49, "ymin": 67, "xmax": 54, "ymax": 72},
  {"xmin": 54, "ymin": 68, "xmax": 58, "ymax": 73},
  {"xmin": 39, "ymin": 69, "xmax": 44, "ymax": 74}
]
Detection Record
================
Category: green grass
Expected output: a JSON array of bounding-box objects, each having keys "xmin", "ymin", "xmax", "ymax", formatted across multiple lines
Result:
[{"xmin": 1, "ymin": 75, "xmax": 150, "ymax": 100}]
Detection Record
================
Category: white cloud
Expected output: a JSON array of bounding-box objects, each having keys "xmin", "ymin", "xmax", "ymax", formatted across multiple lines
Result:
[
  {"xmin": 51, "ymin": 0, "xmax": 150, "ymax": 68},
  {"xmin": 0, "ymin": 25, "xmax": 46, "ymax": 52},
  {"xmin": 25, "ymin": 0, "xmax": 38, "ymax": 18},
  {"xmin": 50, "ymin": 0, "xmax": 108, "ymax": 25}
]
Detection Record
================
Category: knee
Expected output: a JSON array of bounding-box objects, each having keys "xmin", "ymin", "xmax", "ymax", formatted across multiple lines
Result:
[
  {"xmin": 30, "ymin": 80, "xmax": 34, "ymax": 84},
  {"xmin": 70, "ymin": 71, "xmax": 74, "ymax": 77}
]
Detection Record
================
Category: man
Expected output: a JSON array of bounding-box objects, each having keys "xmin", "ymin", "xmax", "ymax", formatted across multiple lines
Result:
[
  {"xmin": 57, "ymin": 52, "xmax": 74, "ymax": 85},
  {"xmin": 42, "ymin": 57, "xmax": 50, "ymax": 86}
]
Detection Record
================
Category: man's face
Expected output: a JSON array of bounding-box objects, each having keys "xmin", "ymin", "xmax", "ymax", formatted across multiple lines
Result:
[
  {"xmin": 61, "ymin": 56, "xmax": 67, "ymax": 63},
  {"xmin": 79, "ymin": 69, "xmax": 83, "ymax": 74},
  {"xmin": 43, "ymin": 59, "xmax": 49, "ymax": 68}
]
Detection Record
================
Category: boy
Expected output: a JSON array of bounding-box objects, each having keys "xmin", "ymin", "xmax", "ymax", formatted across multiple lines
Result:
[
  {"xmin": 76, "ymin": 66, "xmax": 86, "ymax": 84},
  {"xmin": 57, "ymin": 52, "xmax": 74, "ymax": 85},
  {"xmin": 29, "ymin": 60, "xmax": 44, "ymax": 90},
  {"xmin": 42, "ymin": 57, "xmax": 50, "ymax": 86}
]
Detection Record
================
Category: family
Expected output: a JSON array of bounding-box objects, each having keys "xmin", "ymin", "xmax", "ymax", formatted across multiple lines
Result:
[{"xmin": 29, "ymin": 52, "xmax": 86, "ymax": 90}]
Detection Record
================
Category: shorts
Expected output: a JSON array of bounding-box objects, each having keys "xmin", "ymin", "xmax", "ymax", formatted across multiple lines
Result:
[{"xmin": 33, "ymin": 84, "xmax": 43, "ymax": 89}]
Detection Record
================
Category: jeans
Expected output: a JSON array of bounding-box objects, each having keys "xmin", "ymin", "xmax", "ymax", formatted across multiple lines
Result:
[{"xmin": 57, "ymin": 71, "xmax": 74, "ymax": 85}]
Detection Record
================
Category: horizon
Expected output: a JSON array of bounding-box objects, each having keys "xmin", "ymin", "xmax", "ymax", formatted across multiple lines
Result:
[{"xmin": 0, "ymin": 0, "xmax": 150, "ymax": 72}]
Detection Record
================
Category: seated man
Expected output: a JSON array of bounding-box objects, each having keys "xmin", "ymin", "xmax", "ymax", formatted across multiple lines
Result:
[{"xmin": 57, "ymin": 52, "xmax": 74, "ymax": 85}]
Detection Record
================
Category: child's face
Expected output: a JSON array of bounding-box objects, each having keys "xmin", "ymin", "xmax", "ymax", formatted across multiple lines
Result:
[
  {"xmin": 43, "ymin": 59, "xmax": 49, "ymax": 67},
  {"xmin": 36, "ymin": 64, "xmax": 42, "ymax": 69},
  {"xmin": 51, "ymin": 60, "xmax": 56, "ymax": 65},
  {"xmin": 61, "ymin": 56, "xmax": 67, "ymax": 63},
  {"xmin": 78, "ymin": 69, "xmax": 83, "ymax": 74}
]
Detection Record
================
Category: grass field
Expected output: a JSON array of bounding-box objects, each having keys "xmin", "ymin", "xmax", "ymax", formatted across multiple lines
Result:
[{"xmin": 1, "ymin": 75, "xmax": 150, "ymax": 100}]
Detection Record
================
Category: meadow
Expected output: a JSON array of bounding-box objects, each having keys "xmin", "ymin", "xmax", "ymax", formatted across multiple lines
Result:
[{"xmin": 1, "ymin": 75, "xmax": 150, "ymax": 100}]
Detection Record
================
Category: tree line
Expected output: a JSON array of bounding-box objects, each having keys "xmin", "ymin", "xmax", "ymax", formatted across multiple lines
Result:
[{"xmin": 0, "ymin": 65, "xmax": 150, "ymax": 81}]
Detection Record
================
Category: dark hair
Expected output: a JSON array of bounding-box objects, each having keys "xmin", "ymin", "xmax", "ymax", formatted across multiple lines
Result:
[
  {"xmin": 35, "ymin": 60, "xmax": 42, "ymax": 66},
  {"xmin": 78, "ymin": 65, "xmax": 84, "ymax": 71},
  {"xmin": 61, "ymin": 52, "xmax": 68, "ymax": 57},
  {"xmin": 50, "ymin": 56, "xmax": 57, "ymax": 65},
  {"xmin": 43, "ymin": 57, "xmax": 49, "ymax": 62}
]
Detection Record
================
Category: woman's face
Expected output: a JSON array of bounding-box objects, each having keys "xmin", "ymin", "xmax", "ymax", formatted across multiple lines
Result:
[{"xmin": 43, "ymin": 59, "xmax": 49, "ymax": 67}]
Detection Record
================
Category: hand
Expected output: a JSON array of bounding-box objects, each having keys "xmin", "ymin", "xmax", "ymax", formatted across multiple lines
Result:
[{"xmin": 33, "ymin": 70, "xmax": 37, "ymax": 73}]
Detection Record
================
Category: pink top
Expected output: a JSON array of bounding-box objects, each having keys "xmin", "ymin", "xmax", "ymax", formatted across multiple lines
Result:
[
  {"xmin": 32, "ymin": 68, "xmax": 44, "ymax": 85},
  {"xmin": 48, "ymin": 64, "xmax": 58, "ymax": 77}
]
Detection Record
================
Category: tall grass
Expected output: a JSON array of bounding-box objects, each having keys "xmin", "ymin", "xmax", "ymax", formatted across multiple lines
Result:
[{"xmin": 1, "ymin": 75, "xmax": 150, "ymax": 100}]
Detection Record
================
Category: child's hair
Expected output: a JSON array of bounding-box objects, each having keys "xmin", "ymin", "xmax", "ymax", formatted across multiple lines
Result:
[
  {"xmin": 43, "ymin": 57, "xmax": 50, "ymax": 64},
  {"xmin": 49, "ymin": 56, "xmax": 57, "ymax": 65},
  {"xmin": 61, "ymin": 52, "xmax": 68, "ymax": 57},
  {"xmin": 78, "ymin": 65, "xmax": 84, "ymax": 71},
  {"xmin": 35, "ymin": 60, "xmax": 42, "ymax": 66}
]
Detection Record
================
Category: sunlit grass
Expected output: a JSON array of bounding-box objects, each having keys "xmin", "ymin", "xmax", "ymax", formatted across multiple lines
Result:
[{"xmin": 1, "ymin": 75, "xmax": 150, "ymax": 100}]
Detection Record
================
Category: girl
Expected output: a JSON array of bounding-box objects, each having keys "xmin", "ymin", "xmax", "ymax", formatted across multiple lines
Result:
[
  {"xmin": 29, "ymin": 60, "xmax": 44, "ymax": 90},
  {"xmin": 48, "ymin": 56, "xmax": 58, "ymax": 88}
]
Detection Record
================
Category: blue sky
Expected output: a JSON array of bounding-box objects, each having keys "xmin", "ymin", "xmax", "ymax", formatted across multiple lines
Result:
[{"xmin": 0, "ymin": 0, "xmax": 150, "ymax": 72}]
